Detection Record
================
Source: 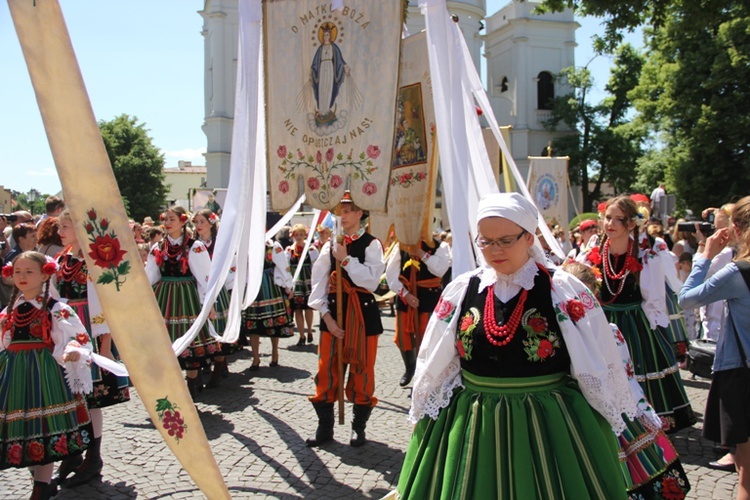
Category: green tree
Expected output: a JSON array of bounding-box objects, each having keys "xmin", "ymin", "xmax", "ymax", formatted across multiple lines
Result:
[
  {"xmin": 544, "ymin": 44, "xmax": 646, "ymax": 211},
  {"xmin": 630, "ymin": 5, "xmax": 750, "ymax": 212},
  {"xmin": 98, "ymin": 114, "xmax": 168, "ymax": 222},
  {"xmin": 11, "ymin": 190, "xmax": 48, "ymax": 216}
]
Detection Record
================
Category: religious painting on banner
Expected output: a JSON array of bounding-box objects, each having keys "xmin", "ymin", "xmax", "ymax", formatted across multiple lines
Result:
[
  {"xmin": 265, "ymin": 1, "xmax": 403, "ymax": 212},
  {"xmin": 369, "ymin": 32, "xmax": 438, "ymax": 247},
  {"xmin": 527, "ymin": 156, "xmax": 569, "ymax": 235}
]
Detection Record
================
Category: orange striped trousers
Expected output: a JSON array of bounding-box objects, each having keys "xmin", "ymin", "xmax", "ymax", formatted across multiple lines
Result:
[
  {"xmin": 393, "ymin": 310, "xmax": 430, "ymax": 352},
  {"xmin": 310, "ymin": 331, "xmax": 379, "ymax": 407}
]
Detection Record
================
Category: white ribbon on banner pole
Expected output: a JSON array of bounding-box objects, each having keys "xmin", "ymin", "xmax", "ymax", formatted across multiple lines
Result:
[{"xmin": 173, "ymin": 0, "xmax": 267, "ymax": 352}]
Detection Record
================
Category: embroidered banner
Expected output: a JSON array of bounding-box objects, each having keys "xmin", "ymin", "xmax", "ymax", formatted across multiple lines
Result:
[
  {"xmin": 527, "ymin": 156, "xmax": 569, "ymax": 234},
  {"xmin": 370, "ymin": 31, "xmax": 438, "ymax": 247},
  {"xmin": 265, "ymin": 0, "xmax": 403, "ymax": 211}
]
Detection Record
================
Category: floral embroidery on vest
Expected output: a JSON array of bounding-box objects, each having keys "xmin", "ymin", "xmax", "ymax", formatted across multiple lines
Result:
[
  {"xmin": 456, "ymin": 307, "xmax": 479, "ymax": 360},
  {"xmin": 521, "ymin": 309, "xmax": 561, "ymax": 362}
]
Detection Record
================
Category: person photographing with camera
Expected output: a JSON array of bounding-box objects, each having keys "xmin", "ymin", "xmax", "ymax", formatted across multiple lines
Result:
[{"xmin": 679, "ymin": 196, "xmax": 750, "ymax": 496}]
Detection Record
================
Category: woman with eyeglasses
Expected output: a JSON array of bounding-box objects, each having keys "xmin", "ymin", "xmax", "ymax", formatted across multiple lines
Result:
[
  {"xmin": 579, "ymin": 196, "xmax": 696, "ymax": 434},
  {"xmin": 394, "ymin": 193, "xmax": 645, "ymax": 499}
]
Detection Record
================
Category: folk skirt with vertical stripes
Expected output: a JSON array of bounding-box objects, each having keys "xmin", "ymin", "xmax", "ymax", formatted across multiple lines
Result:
[
  {"xmin": 397, "ymin": 371, "xmax": 627, "ymax": 500},
  {"xmin": 0, "ymin": 347, "xmax": 92, "ymax": 469},
  {"xmin": 153, "ymin": 276, "xmax": 221, "ymax": 369},
  {"xmin": 603, "ymin": 302, "xmax": 695, "ymax": 433},
  {"xmin": 664, "ymin": 285, "xmax": 689, "ymax": 357},
  {"xmin": 67, "ymin": 299, "xmax": 130, "ymax": 409},
  {"xmin": 241, "ymin": 268, "xmax": 294, "ymax": 339},
  {"xmin": 212, "ymin": 287, "xmax": 241, "ymax": 355}
]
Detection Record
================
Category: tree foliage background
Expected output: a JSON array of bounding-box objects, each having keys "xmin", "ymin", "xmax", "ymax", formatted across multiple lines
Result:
[
  {"xmin": 539, "ymin": 0, "xmax": 750, "ymax": 212},
  {"xmin": 98, "ymin": 114, "xmax": 168, "ymax": 222}
]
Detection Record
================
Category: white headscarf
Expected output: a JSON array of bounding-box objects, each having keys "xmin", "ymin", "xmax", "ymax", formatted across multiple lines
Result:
[{"xmin": 477, "ymin": 192, "xmax": 549, "ymax": 267}]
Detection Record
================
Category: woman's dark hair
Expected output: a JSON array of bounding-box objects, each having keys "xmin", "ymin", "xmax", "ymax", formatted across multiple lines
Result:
[
  {"xmin": 6, "ymin": 251, "xmax": 52, "ymax": 322},
  {"xmin": 599, "ymin": 196, "xmax": 641, "ymax": 276},
  {"xmin": 194, "ymin": 209, "xmax": 218, "ymax": 242}
]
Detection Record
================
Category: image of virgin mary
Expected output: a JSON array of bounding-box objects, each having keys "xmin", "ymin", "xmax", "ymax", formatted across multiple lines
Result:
[{"xmin": 310, "ymin": 23, "xmax": 347, "ymax": 127}]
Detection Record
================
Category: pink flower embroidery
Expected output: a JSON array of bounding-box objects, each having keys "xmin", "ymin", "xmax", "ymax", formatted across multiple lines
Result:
[
  {"xmin": 330, "ymin": 175, "xmax": 343, "ymax": 189},
  {"xmin": 326, "ymin": 148, "xmax": 334, "ymax": 162},
  {"xmin": 366, "ymin": 145, "xmax": 381, "ymax": 159},
  {"xmin": 277, "ymin": 145, "xmax": 287, "ymax": 159},
  {"xmin": 316, "ymin": 150, "xmax": 322, "ymax": 164},
  {"xmin": 308, "ymin": 177, "xmax": 320, "ymax": 191},
  {"xmin": 434, "ymin": 298, "xmax": 454, "ymax": 320},
  {"xmin": 279, "ymin": 180, "xmax": 290, "ymax": 194},
  {"xmin": 362, "ymin": 182, "xmax": 377, "ymax": 195}
]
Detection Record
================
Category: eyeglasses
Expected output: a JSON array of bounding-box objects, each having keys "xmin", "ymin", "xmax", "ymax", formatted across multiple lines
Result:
[{"xmin": 475, "ymin": 231, "xmax": 527, "ymax": 250}]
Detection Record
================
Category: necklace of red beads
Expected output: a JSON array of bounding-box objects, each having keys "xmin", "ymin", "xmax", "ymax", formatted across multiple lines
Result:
[
  {"xmin": 58, "ymin": 255, "xmax": 85, "ymax": 282},
  {"xmin": 482, "ymin": 285, "xmax": 528, "ymax": 347},
  {"xmin": 601, "ymin": 239, "xmax": 633, "ymax": 303}
]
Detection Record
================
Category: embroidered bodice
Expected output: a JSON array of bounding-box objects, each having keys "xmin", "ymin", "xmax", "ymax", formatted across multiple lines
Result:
[
  {"xmin": 56, "ymin": 254, "xmax": 88, "ymax": 300},
  {"xmin": 458, "ymin": 270, "xmax": 570, "ymax": 377}
]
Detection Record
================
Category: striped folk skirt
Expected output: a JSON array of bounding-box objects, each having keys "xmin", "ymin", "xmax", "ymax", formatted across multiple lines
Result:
[
  {"xmin": 603, "ymin": 302, "xmax": 696, "ymax": 433},
  {"xmin": 0, "ymin": 347, "xmax": 92, "ymax": 469},
  {"xmin": 153, "ymin": 276, "xmax": 221, "ymax": 369},
  {"xmin": 664, "ymin": 285, "xmax": 689, "ymax": 356},
  {"xmin": 241, "ymin": 268, "xmax": 294, "ymax": 339},
  {"xmin": 67, "ymin": 299, "xmax": 130, "ymax": 409},
  {"xmin": 397, "ymin": 371, "xmax": 628, "ymax": 500},
  {"xmin": 212, "ymin": 287, "xmax": 241, "ymax": 355}
]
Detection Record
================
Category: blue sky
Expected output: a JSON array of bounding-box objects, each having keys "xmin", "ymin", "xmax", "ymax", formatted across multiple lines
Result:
[{"xmin": 1, "ymin": 0, "xmax": 641, "ymax": 198}]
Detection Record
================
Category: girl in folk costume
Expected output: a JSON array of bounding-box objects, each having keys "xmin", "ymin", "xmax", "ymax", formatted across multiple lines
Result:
[
  {"xmin": 286, "ymin": 223, "xmax": 319, "ymax": 346},
  {"xmin": 0, "ymin": 252, "xmax": 93, "ymax": 500},
  {"xmin": 579, "ymin": 196, "xmax": 696, "ymax": 432},
  {"xmin": 52, "ymin": 211, "xmax": 130, "ymax": 488},
  {"xmin": 564, "ymin": 262, "xmax": 690, "ymax": 499},
  {"xmin": 241, "ymin": 233, "xmax": 295, "ymax": 370},
  {"xmin": 192, "ymin": 209, "xmax": 234, "ymax": 388},
  {"xmin": 146, "ymin": 206, "xmax": 220, "ymax": 398},
  {"xmin": 396, "ymin": 193, "xmax": 643, "ymax": 499},
  {"xmin": 385, "ymin": 237, "xmax": 451, "ymax": 387}
]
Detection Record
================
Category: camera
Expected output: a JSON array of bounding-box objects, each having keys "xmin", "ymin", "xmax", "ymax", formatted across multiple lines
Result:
[
  {"xmin": 677, "ymin": 222, "xmax": 715, "ymax": 236},
  {"xmin": 0, "ymin": 214, "xmax": 18, "ymax": 223}
]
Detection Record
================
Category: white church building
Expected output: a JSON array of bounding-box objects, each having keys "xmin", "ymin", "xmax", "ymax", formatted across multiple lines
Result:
[{"xmin": 199, "ymin": 0, "xmax": 578, "ymax": 189}]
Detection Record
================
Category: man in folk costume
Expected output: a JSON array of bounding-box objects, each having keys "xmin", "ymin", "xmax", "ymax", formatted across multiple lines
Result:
[
  {"xmin": 385, "ymin": 238, "xmax": 451, "ymax": 386},
  {"xmin": 306, "ymin": 191, "xmax": 385, "ymax": 447}
]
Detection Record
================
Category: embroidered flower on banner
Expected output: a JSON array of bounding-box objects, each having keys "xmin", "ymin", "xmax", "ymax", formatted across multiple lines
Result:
[
  {"xmin": 274, "ymin": 145, "xmax": 380, "ymax": 204},
  {"xmin": 156, "ymin": 397, "xmax": 188, "ymax": 443},
  {"xmin": 84, "ymin": 209, "xmax": 130, "ymax": 291},
  {"xmin": 390, "ymin": 170, "xmax": 427, "ymax": 188}
]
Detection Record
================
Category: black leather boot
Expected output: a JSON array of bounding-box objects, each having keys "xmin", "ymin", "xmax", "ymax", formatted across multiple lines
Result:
[
  {"xmin": 30, "ymin": 481, "xmax": 56, "ymax": 500},
  {"xmin": 350, "ymin": 404, "xmax": 373, "ymax": 447},
  {"xmin": 305, "ymin": 402, "xmax": 335, "ymax": 447},
  {"xmin": 399, "ymin": 349, "xmax": 417, "ymax": 387},
  {"xmin": 53, "ymin": 453, "xmax": 83, "ymax": 486},
  {"xmin": 64, "ymin": 436, "xmax": 103, "ymax": 487}
]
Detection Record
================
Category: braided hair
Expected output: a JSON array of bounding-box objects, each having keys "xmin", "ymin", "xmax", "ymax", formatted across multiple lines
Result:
[
  {"xmin": 5, "ymin": 251, "xmax": 53, "ymax": 331},
  {"xmin": 194, "ymin": 209, "xmax": 218, "ymax": 243}
]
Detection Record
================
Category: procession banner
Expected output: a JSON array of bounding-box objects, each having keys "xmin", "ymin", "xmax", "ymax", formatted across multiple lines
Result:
[
  {"xmin": 527, "ymin": 156, "xmax": 569, "ymax": 235},
  {"xmin": 265, "ymin": 0, "xmax": 403, "ymax": 212},
  {"xmin": 369, "ymin": 31, "xmax": 438, "ymax": 247},
  {"xmin": 7, "ymin": 1, "xmax": 230, "ymax": 497}
]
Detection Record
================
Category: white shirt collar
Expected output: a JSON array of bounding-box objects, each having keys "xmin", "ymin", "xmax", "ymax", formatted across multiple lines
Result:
[
  {"xmin": 476, "ymin": 258, "xmax": 539, "ymax": 301},
  {"xmin": 167, "ymin": 234, "xmax": 184, "ymax": 245}
]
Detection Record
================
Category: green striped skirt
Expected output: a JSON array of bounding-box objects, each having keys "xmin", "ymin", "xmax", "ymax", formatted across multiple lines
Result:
[
  {"xmin": 603, "ymin": 302, "xmax": 695, "ymax": 433},
  {"xmin": 68, "ymin": 299, "xmax": 130, "ymax": 409},
  {"xmin": 212, "ymin": 287, "xmax": 241, "ymax": 355},
  {"xmin": 153, "ymin": 276, "xmax": 221, "ymax": 368},
  {"xmin": 664, "ymin": 285, "xmax": 689, "ymax": 353},
  {"xmin": 0, "ymin": 347, "xmax": 92, "ymax": 469},
  {"xmin": 397, "ymin": 371, "xmax": 627, "ymax": 500}
]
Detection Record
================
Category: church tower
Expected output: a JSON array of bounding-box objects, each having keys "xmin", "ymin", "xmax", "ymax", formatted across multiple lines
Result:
[
  {"xmin": 484, "ymin": 0, "xmax": 577, "ymax": 177},
  {"xmin": 405, "ymin": 0, "xmax": 486, "ymax": 70},
  {"xmin": 200, "ymin": 0, "xmax": 239, "ymax": 188}
]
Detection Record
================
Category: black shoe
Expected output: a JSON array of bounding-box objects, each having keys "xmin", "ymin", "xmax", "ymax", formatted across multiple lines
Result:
[
  {"xmin": 187, "ymin": 376, "xmax": 201, "ymax": 399},
  {"xmin": 707, "ymin": 460, "xmax": 736, "ymax": 472},
  {"xmin": 53, "ymin": 453, "xmax": 83, "ymax": 485},
  {"xmin": 31, "ymin": 480, "xmax": 56, "ymax": 500},
  {"xmin": 296, "ymin": 337, "xmax": 306, "ymax": 346},
  {"xmin": 248, "ymin": 362, "xmax": 260, "ymax": 372},
  {"xmin": 399, "ymin": 349, "xmax": 417, "ymax": 387},
  {"xmin": 269, "ymin": 361, "xmax": 279, "ymax": 367},
  {"xmin": 307, "ymin": 333, "xmax": 314, "ymax": 344},
  {"xmin": 350, "ymin": 405, "xmax": 373, "ymax": 447}
]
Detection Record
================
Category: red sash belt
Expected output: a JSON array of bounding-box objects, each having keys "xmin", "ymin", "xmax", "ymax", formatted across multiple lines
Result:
[
  {"xmin": 329, "ymin": 271, "xmax": 370, "ymax": 372},
  {"xmin": 397, "ymin": 273, "xmax": 443, "ymax": 336},
  {"xmin": 7, "ymin": 341, "xmax": 53, "ymax": 352}
]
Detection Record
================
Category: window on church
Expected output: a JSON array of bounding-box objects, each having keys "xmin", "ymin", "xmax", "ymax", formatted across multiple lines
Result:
[
  {"xmin": 537, "ymin": 71, "xmax": 554, "ymax": 110},
  {"xmin": 500, "ymin": 76, "xmax": 508, "ymax": 93}
]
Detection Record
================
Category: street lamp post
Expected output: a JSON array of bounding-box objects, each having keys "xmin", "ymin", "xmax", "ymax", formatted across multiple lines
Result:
[{"xmin": 27, "ymin": 189, "xmax": 39, "ymax": 215}]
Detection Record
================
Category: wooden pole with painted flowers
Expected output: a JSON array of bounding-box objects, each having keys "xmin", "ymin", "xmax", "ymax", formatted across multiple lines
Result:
[{"xmin": 7, "ymin": 1, "xmax": 230, "ymax": 497}]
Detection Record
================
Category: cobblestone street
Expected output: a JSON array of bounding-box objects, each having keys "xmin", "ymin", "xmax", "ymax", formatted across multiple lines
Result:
[{"xmin": 0, "ymin": 312, "xmax": 738, "ymax": 499}]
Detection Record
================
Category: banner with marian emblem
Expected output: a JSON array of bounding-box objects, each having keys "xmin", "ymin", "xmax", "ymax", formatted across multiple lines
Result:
[
  {"xmin": 265, "ymin": 1, "xmax": 403, "ymax": 212},
  {"xmin": 527, "ymin": 156, "xmax": 569, "ymax": 234},
  {"xmin": 369, "ymin": 32, "xmax": 438, "ymax": 247}
]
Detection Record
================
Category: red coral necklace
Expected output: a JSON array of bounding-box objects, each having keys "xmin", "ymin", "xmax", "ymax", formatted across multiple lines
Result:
[
  {"xmin": 483, "ymin": 285, "xmax": 528, "ymax": 347},
  {"xmin": 59, "ymin": 255, "xmax": 85, "ymax": 282},
  {"xmin": 9, "ymin": 303, "xmax": 45, "ymax": 329},
  {"xmin": 602, "ymin": 239, "xmax": 631, "ymax": 302}
]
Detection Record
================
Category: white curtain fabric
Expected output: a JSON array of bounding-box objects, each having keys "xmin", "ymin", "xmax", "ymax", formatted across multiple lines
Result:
[{"xmin": 173, "ymin": 0, "xmax": 266, "ymax": 353}]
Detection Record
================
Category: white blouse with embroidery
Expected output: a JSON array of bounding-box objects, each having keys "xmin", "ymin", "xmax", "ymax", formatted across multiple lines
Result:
[{"xmin": 409, "ymin": 261, "xmax": 641, "ymax": 435}]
